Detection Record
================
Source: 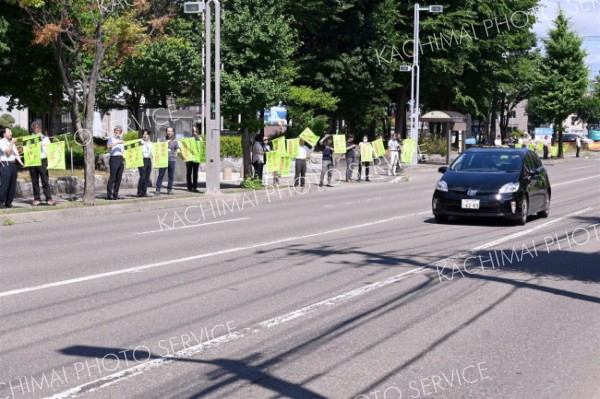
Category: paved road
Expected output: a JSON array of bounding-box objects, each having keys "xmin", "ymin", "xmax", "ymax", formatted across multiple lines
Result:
[{"xmin": 1, "ymin": 158, "xmax": 599, "ymax": 399}]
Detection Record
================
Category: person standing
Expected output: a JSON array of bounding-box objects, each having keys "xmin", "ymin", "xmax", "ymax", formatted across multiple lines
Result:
[
  {"xmin": 106, "ymin": 125, "xmax": 125, "ymax": 200},
  {"xmin": 28, "ymin": 122, "xmax": 55, "ymax": 206},
  {"xmin": 575, "ymin": 136, "xmax": 582, "ymax": 158},
  {"xmin": 186, "ymin": 126, "xmax": 202, "ymax": 192},
  {"xmin": 387, "ymin": 133, "xmax": 401, "ymax": 176},
  {"xmin": 0, "ymin": 127, "xmax": 25, "ymax": 208},
  {"xmin": 358, "ymin": 135, "xmax": 371, "ymax": 182},
  {"xmin": 319, "ymin": 134, "xmax": 334, "ymax": 187},
  {"xmin": 263, "ymin": 136, "xmax": 280, "ymax": 186},
  {"xmin": 155, "ymin": 127, "xmax": 179, "ymax": 195},
  {"xmin": 137, "ymin": 129, "xmax": 153, "ymax": 197},
  {"xmin": 543, "ymin": 135, "xmax": 550, "ymax": 160},
  {"xmin": 345, "ymin": 134, "xmax": 357, "ymax": 183},
  {"xmin": 252, "ymin": 134, "xmax": 266, "ymax": 182},
  {"xmin": 294, "ymin": 138, "xmax": 312, "ymax": 188}
]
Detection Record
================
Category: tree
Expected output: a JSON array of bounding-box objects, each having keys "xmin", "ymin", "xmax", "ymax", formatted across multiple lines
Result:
[
  {"xmin": 222, "ymin": 0, "xmax": 297, "ymax": 179},
  {"xmin": 575, "ymin": 74, "xmax": 600, "ymax": 127},
  {"xmin": 10, "ymin": 0, "xmax": 150, "ymax": 205},
  {"xmin": 529, "ymin": 9, "xmax": 588, "ymax": 158},
  {"xmin": 286, "ymin": 86, "xmax": 339, "ymax": 136}
]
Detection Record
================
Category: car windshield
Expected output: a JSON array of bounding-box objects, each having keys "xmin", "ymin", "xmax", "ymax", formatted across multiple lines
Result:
[{"xmin": 450, "ymin": 152, "xmax": 522, "ymax": 173}]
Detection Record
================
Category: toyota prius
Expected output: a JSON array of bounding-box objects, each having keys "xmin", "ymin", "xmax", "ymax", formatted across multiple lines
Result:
[{"xmin": 432, "ymin": 148, "xmax": 551, "ymax": 225}]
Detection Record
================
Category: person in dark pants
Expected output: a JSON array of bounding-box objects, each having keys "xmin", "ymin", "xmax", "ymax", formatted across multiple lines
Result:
[
  {"xmin": 575, "ymin": 136, "xmax": 582, "ymax": 158},
  {"xmin": 28, "ymin": 122, "xmax": 56, "ymax": 206},
  {"xmin": 252, "ymin": 134, "xmax": 266, "ymax": 182},
  {"xmin": 156, "ymin": 127, "xmax": 179, "ymax": 195},
  {"xmin": 186, "ymin": 126, "xmax": 201, "ymax": 192},
  {"xmin": 106, "ymin": 126, "xmax": 125, "ymax": 200},
  {"xmin": 294, "ymin": 139, "xmax": 312, "ymax": 188},
  {"xmin": 345, "ymin": 134, "xmax": 356, "ymax": 182},
  {"xmin": 137, "ymin": 129, "xmax": 153, "ymax": 197},
  {"xmin": 358, "ymin": 135, "xmax": 371, "ymax": 182},
  {"xmin": 543, "ymin": 135, "xmax": 550, "ymax": 160},
  {"xmin": 319, "ymin": 134, "xmax": 334, "ymax": 187},
  {"xmin": 0, "ymin": 127, "xmax": 25, "ymax": 208}
]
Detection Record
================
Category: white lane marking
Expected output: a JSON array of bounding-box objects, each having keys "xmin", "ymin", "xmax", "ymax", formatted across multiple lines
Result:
[
  {"xmin": 569, "ymin": 165, "xmax": 597, "ymax": 170},
  {"xmin": 44, "ymin": 205, "xmax": 596, "ymax": 399},
  {"xmin": 135, "ymin": 217, "xmax": 249, "ymax": 235},
  {"xmin": 553, "ymin": 174, "xmax": 600, "ymax": 187},
  {"xmin": 0, "ymin": 211, "xmax": 431, "ymax": 298}
]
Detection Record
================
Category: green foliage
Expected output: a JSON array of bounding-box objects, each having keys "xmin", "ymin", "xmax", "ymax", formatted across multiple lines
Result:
[
  {"xmin": 287, "ymin": 86, "xmax": 338, "ymax": 136},
  {"xmin": 511, "ymin": 129, "xmax": 527, "ymax": 138},
  {"xmin": 10, "ymin": 125, "xmax": 29, "ymax": 137},
  {"xmin": 0, "ymin": 114, "xmax": 15, "ymax": 128},
  {"xmin": 240, "ymin": 177, "xmax": 262, "ymax": 190},
  {"xmin": 221, "ymin": 136, "xmax": 242, "ymax": 158},
  {"xmin": 122, "ymin": 131, "xmax": 140, "ymax": 142},
  {"xmin": 420, "ymin": 136, "xmax": 448, "ymax": 157}
]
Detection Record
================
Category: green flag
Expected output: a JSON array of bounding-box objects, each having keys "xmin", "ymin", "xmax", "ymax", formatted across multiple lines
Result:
[
  {"xmin": 536, "ymin": 142, "xmax": 544, "ymax": 153},
  {"xmin": 124, "ymin": 140, "xmax": 144, "ymax": 169},
  {"xmin": 333, "ymin": 134, "xmax": 346, "ymax": 154},
  {"xmin": 271, "ymin": 136, "xmax": 286, "ymax": 156},
  {"xmin": 266, "ymin": 151, "xmax": 279, "ymax": 174},
  {"xmin": 287, "ymin": 139, "xmax": 300, "ymax": 158},
  {"xmin": 198, "ymin": 140, "xmax": 206, "ymax": 163},
  {"xmin": 299, "ymin": 128, "xmax": 319, "ymax": 147},
  {"xmin": 278, "ymin": 156, "xmax": 292, "ymax": 175},
  {"xmin": 22, "ymin": 135, "xmax": 42, "ymax": 167},
  {"xmin": 46, "ymin": 141, "xmax": 66, "ymax": 170},
  {"xmin": 401, "ymin": 138, "xmax": 416, "ymax": 163},
  {"xmin": 550, "ymin": 145, "xmax": 559, "ymax": 157},
  {"xmin": 360, "ymin": 143, "xmax": 374, "ymax": 162},
  {"xmin": 372, "ymin": 138, "xmax": 385, "ymax": 157},
  {"xmin": 179, "ymin": 138, "xmax": 200, "ymax": 162},
  {"xmin": 153, "ymin": 141, "xmax": 169, "ymax": 168}
]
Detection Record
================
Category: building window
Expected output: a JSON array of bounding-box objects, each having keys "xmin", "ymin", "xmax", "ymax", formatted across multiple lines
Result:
[
  {"xmin": 571, "ymin": 116, "xmax": 577, "ymax": 125},
  {"xmin": 508, "ymin": 111, "xmax": 516, "ymax": 119}
]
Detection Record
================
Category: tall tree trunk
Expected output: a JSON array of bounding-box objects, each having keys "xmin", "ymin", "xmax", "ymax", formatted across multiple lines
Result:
[{"xmin": 241, "ymin": 114, "xmax": 254, "ymax": 179}]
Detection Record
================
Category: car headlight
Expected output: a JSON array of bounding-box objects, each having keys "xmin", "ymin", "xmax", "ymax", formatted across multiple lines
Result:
[
  {"xmin": 436, "ymin": 180, "xmax": 448, "ymax": 192},
  {"xmin": 499, "ymin": 182, "xmax": 520, "ymax": 193}
]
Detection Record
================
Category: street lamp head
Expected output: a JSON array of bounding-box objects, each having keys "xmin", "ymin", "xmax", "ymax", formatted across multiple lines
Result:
[
  {"xmin": 184, "ymin": 1, "xmax": 205, "ymax": 14},
  {"xmin": 429, "ymin": 5, "xmax": 444, "ymax": 13},
  {"xmin": 399, "ymin": 65, "xmax": 411, "ymax": 72}
]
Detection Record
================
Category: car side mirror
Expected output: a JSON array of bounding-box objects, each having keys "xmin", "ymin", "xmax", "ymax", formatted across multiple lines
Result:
[
  {"xmin": 529, "ymin": 169, "xmax": 541, "ymax": 177},
  {"xmin": 438, "ymin": 166, "xmax": 448, "ymax": 174}
]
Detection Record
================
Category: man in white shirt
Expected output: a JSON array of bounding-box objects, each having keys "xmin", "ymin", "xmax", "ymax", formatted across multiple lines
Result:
[
  {"xmin": 575, "ymin": 136, "xmax": 582, "ymax": 158},
  {"xmin": 106, "ymin": 126, "xmax": 125, "ymax": 200},
  {"xmin": 387, "ymin": 134, "xmax": 401, "ymax": 176},
  {"xmin": 137, "ymin": 129, "xmax": 153, "ymax": 197},
  {"xmin": 28, "ymin": 122, "xmax": 55, "ymax": 206},
  {"xmin": 294, "ymin": 139, "xmax": 312, "ymax": 188},
  {"xmin": 0, "ymin": 127, "xmax": 25, "ymax": 208}
]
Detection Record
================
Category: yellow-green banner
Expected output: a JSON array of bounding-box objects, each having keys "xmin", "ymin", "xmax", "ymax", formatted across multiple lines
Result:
[
  {"xmin": 153, "ymin": 141, "xmax": 169, "ymax": 168},
  {"xmin": 528, "ymin": 144, "xmax": 536, "ymax": 151},
  {"xmin": 278, "ymin": 156, "xmax": 292, "ymax": 175},
  {"xmin": 198, "ymin": 140, "xmax": 206, "ymax": 163},
  {"xmin": 550, "ymin": 145, "xmax": 559, "ymax": 157},
  {"xmin": 266, "ymin": 151, "xmax": 279, "ymax": 174},
  {"xmin": 299, "ymin": 128, "xmax": 319, "ymax": 147},
  {"xmin": 179, "ymin": 138, "xmax": 200, "ymax": 162},
  {"xmin": 46, "ymin": 141, "xmax": 65, "ymax": 170},
  {"xmin": 271, "ymin": 136, "xmax": 286, "ymax": 156},
  {"xmin": 401, "ymin": 138, "xmax": 416, "ymax": 163},
  {"xmin": 287, "ymin": 139, "xmax": 299, "ymax": 158},
  {"xmin": 536, "ymin": 142, "xmax": 544, "ymax": 152},
  {"xmin": 124, "ymin": 140, "xmax": 144, "ymax": 169},
  {"xmin": 333, "ymin": 134, "xmax": 346, "ymax": 154},
  {"xmin": 360, "ymin": 143, "xmax": 373, "ymax": 163},
  {"xmin": 515, "ymin": 143, "xmax": 522, "ymax": 148},
  {"xmin": 372, "ymin": 138, "xmax": 385, "ymax": 157}
]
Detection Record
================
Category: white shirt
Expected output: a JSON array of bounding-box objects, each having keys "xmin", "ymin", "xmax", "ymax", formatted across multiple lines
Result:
[
  {"xmin": 28, "ymin": 134, "xmax": 51, "ymax": 159},
  {"xmin": 388, "ymin": 139, "xmax": 400, "ymax": 151},
  {"xmin": 0, "ymin": 138, "xmax": 18, "ymax": 162},
  {"xmin": 108, "ymin": 136, "xmax": 124, "ymax": 156},
  {"xmin": 297, "ymin": 145, "xmax": 312, "ymax": 160},
  {"xmin": 252, "ymin": 141, "xmax": 264, "ymax": 163},
  {"xmin": 141, "ymin": 139, "xmax": 153, "ymax": 158}
]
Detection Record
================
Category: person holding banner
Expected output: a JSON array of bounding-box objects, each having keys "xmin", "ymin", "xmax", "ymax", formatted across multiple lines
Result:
[
  {"xmin": 345, "ymin": 134, "xmax": 357, "ymax": 183},
  {"xmin": 156, "ymin": 127, "xmax": 180, "ymax": 195},
  {"xmin": 388, "ymin": 134, "xmax": 401, "ymax": 176},
  {"xmin": 319, "ymin": 134, "xmax": 334, "ymax": 187},
  {"xmin": 0, "ymin": 128, "xmax": 25, "ymax": 208},
  {"xmin": 262, "ymin": 137, "xmax": 280, "ymax": 186},
  {"xmin": 28, "ymin": 122, "xmax": 55, "ymax": 206},
  {"xmin": 185, "ymin": 127, "xmax": 202, "ymax": 193},
  {"xmin": 106, "ymin": 126, "xmax": 125, "ymax": 200},
  {"xmin": 252, "ymin": 134, "xmax": 266, "ymax": 182},
  {"xmin": 358, "ymin": 135, "xmax": 371, "ymax": 182},
  {"xmin": 294, "ymin": 139, "xmax": 312, "ymax": 188},
  {"xmin": 137, "ymin": 129, "xmax": 153, "ymax": 197}
]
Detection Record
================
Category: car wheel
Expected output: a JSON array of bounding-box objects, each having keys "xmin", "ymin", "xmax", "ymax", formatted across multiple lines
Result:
[
  {"xmin": 517, "ymin": 198, "xmax": 528, "ymax": 226},
  {"xmin": 435, "ymin": 215, "xmax": 449, "ymax": 224},
  {"xmin": 537, "ymin": 196, "xmax": 550, "ymax": 218}
]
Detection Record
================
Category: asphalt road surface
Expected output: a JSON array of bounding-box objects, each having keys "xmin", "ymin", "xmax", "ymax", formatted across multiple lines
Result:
[{"xmin": 1, "ymin": 158, "xmax": 599, "ymax": 399}]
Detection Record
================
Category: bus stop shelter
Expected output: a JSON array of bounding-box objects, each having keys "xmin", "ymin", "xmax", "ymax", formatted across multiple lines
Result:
[{"xmin": 420, "ymin": 110, "xmax": 468, "ymax": 165}]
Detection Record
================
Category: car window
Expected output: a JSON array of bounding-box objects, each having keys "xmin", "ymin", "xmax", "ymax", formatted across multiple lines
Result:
[
  {"xmin": 523, "ymin": 154, "xmax": 535, "ymax": 174},
  {"xmin": 530, "ymin": 152, "xmax": 542, "ymax": 169},
  {"xmin": 450, "ymin": 152, "xmax": 521, "ymax": 173}
]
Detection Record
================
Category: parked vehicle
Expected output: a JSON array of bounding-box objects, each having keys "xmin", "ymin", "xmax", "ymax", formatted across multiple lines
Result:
[{"xmin": 432, "ymin": 148, "xmax": 551, "ymax": 225}]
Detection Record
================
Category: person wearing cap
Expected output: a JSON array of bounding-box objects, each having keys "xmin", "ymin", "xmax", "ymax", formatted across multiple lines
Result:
[
  {"xmin": 0, "ymin": 127, "xmax": 25, "ymax": 208},
  {"xmin": 106, "ymin": 126, "xmax": 125, "ymax": 200},
  {"xmin": 137, "ymin": 129, "xmax": 153, "ymax": 197},
  {"xmin": 318, "ymin": 134, "xmax": 334, "ymax": 187},
  {"xmin": 155, "ymin": 126, "xmax": 179, "ymax": 195},
  {"xmin": 185, "ymin": 126, "xmax": 202, "ymax": 193},
  {"xmin": 28, "ymin": 122, "xmax": 55, "ymax": 206}
]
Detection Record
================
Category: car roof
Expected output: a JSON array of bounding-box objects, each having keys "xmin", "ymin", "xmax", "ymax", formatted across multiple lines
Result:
[{"xmin": 465, "ymin": 147, "xmax": 529, "ymax": 154}]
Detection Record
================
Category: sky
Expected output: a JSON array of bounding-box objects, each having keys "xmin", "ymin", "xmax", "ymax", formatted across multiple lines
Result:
[{"xmin": 533, "ymin": 0, "xmax": 600, "ymax": 79}]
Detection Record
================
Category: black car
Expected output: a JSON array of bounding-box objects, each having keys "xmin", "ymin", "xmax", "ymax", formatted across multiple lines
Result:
[{"xmin": 432, "ymin": 148, "xmax": 551, "ymax": 225}]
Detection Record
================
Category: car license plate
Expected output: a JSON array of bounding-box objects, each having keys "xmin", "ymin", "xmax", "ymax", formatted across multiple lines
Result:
[{"xmin": 462, "ymin": 199, "xmax": 480, "ymax": 209}]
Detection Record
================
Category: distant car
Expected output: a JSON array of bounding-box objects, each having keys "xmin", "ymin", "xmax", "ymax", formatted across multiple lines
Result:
[
  {"xmin": 432, "ymin": 148, "xmax": 551, "ymax": 225},
  {"xmin": 562, "ymin": 134, "xmax": 579, "ymax": 142}
]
